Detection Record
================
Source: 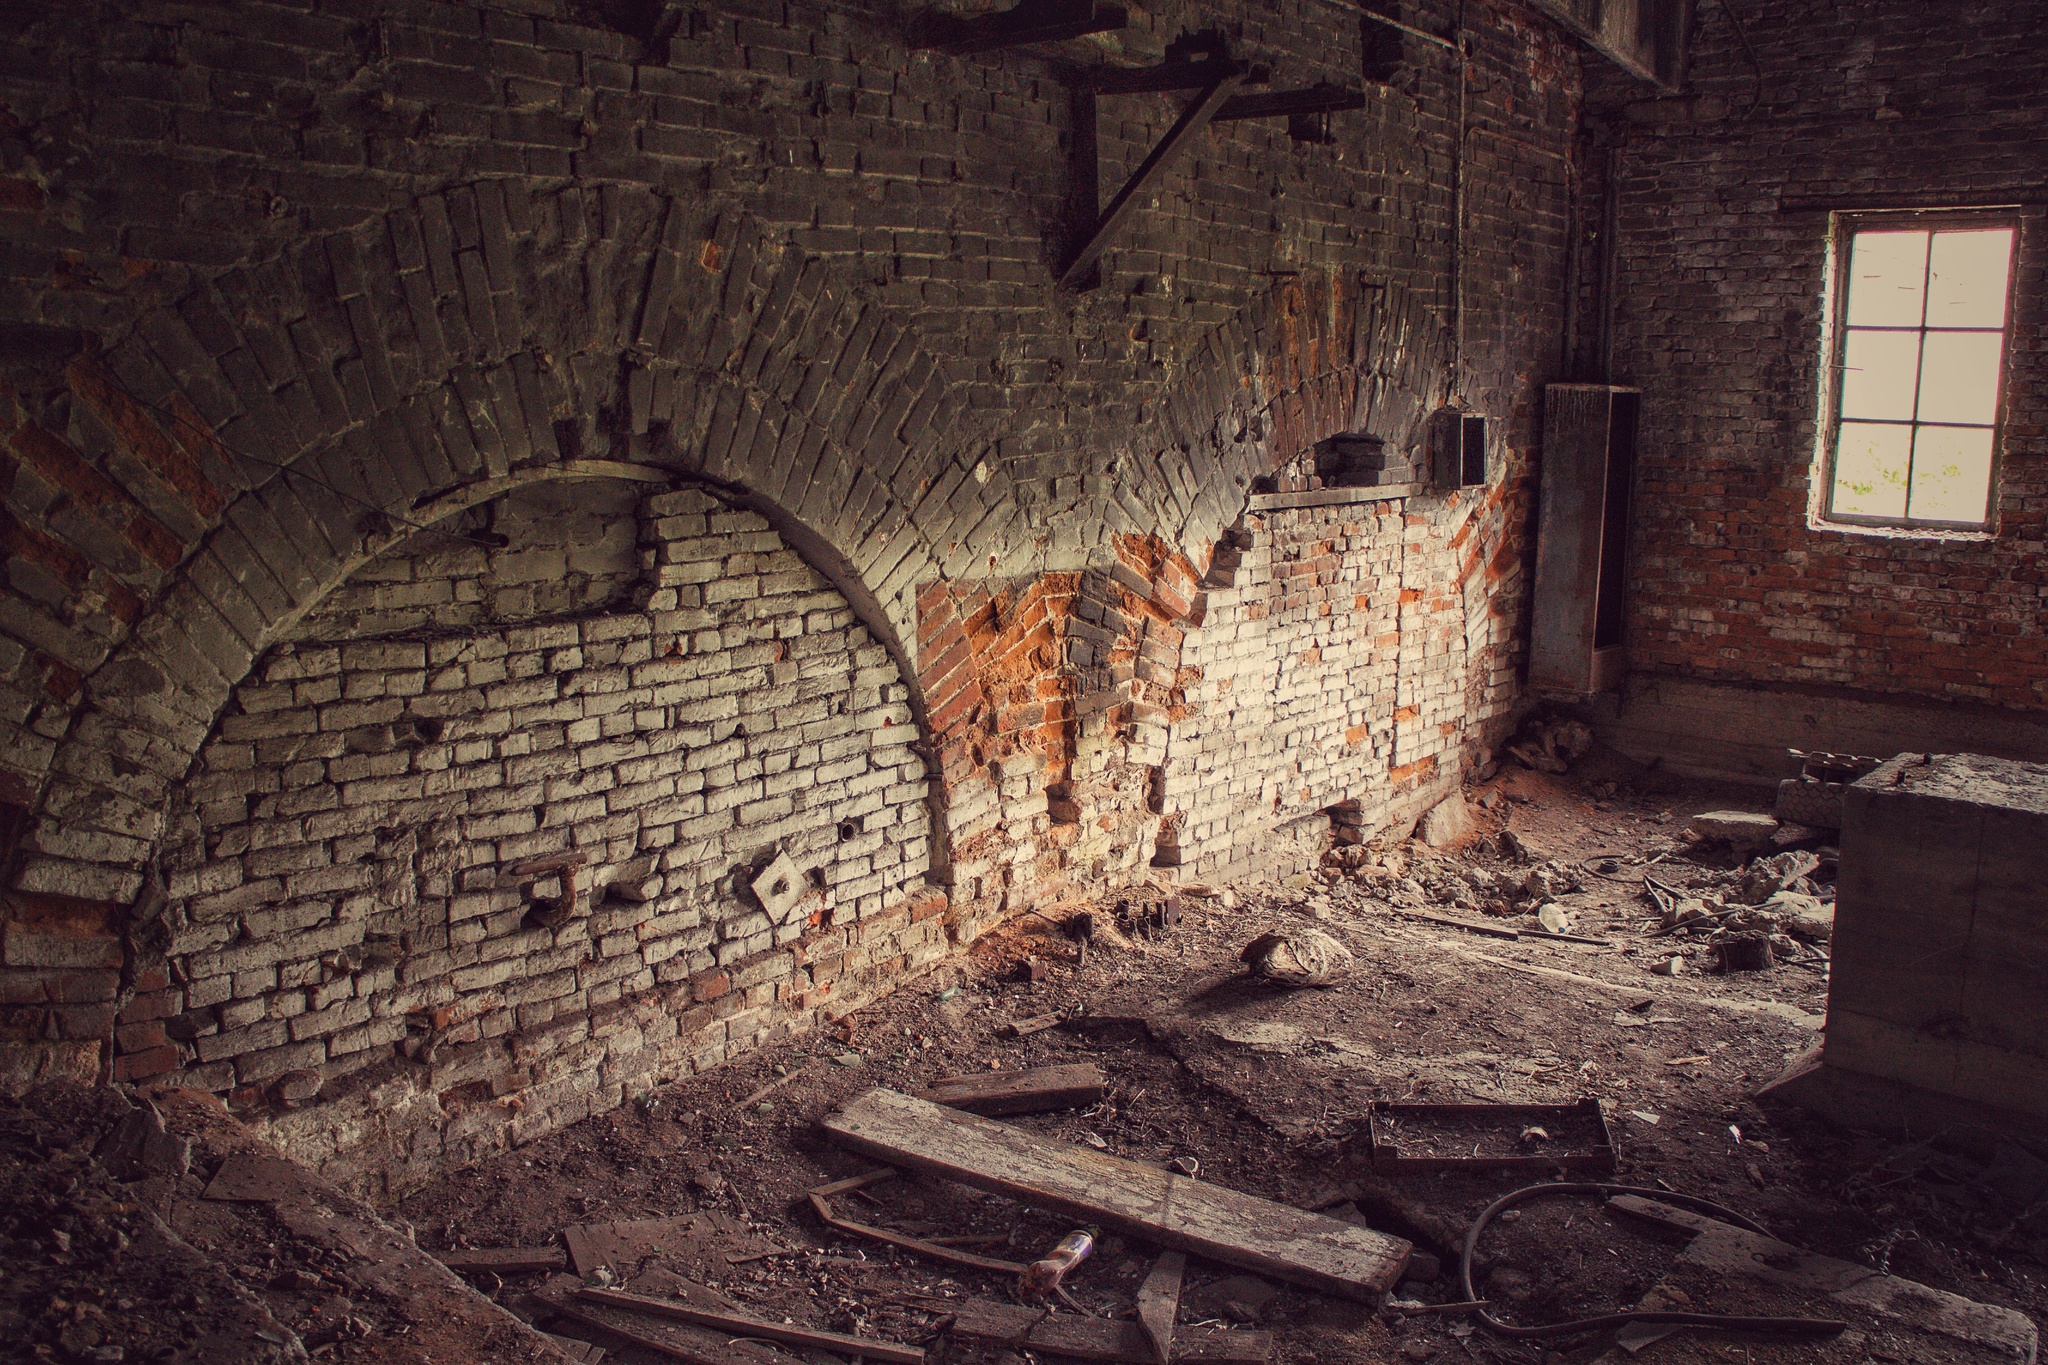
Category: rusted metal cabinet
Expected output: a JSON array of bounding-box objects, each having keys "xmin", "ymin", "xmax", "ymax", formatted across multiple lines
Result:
[{"xmin": 1529, "ymin": 384, "xmax": 1639, "ymax": 696}]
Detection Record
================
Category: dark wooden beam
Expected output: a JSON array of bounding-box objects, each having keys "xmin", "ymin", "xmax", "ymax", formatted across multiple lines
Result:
[
  {"xmin": 910, "ymin": 0, "xmax": 1127, "ymax": 56},
  {"xmin": 1083, "ymin": 56, "xmax": 1265, "ymax": 95},
  {"xmin": 1212, "ymin": 83, "xmax": 1367, "ymax": 123},
  {"xmin": 1058, "ymin": 70, "xmax": 1242, "ymax": 289},
  {"xmin": 1524, "ymin": 0, "xmax": 1689, "ymax": 91}
]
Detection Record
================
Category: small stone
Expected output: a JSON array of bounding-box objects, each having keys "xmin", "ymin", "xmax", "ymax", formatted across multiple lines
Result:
[
  {"xmin": 1651, "ymin": 955, "xmax": 1687, "ymax": 976},
  {"xmin": 832, "ymin": 1052, "xmax": 864, "ymax": 1067},
  {"xmin": 1690, "ymin": 810, "xmax": 1781, "ymax": 846},
  {"xmin": 1762, "ymin": 890, "xmax": 1833, "ymax": 942},
  {"xmin": 1417, "ymin": 793, "xmax": 1475, "ymax": 848}
]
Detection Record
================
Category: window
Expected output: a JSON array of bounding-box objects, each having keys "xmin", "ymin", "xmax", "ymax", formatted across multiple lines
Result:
[{"xmin": 1821, "ymin": 215, "xmax": 2017, "ymax": 530}]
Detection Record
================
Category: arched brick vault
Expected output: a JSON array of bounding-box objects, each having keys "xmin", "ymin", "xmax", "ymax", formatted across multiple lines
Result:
[{"xmin": 5, "ymin": 184, "xmax": 1539, "ymax": 921}]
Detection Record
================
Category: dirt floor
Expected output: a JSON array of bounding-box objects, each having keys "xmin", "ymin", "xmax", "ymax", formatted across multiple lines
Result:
[{"xmin": 392, "ymin": 751, "xmax": 2048, "ymax": 1365}]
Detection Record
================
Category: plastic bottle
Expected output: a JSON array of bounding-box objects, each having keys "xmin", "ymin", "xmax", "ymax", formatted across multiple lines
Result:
[{"xmin": 1023, "ymin": 1229, "xmax": 1096, "ymax": 1294}]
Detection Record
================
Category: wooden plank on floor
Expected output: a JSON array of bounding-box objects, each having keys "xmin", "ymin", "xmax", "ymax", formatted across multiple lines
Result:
[
  {"xmin": 821, "ymin": 1088, "xmax": 1411, "ymax": 1300},
  {"xmin": 949, "ymin": 1298, "xmax": 1270, "ymax": 1363},
  {"xmin": 438, "ymin": 1246, "xmax": 568, "ymax": 1274},
  {"xmin": 919, "ymin": 1063, "xmax": 1107, "ymax": 1115},
  {"xmin": 576, "ymin": 1287, "xmax": 924, "ymax": 1364},
  {"xmin": 1136, "ymin": 1250, "xmax": 1186, "ymax": 1365},
  {"xmin": 531, "ymin": 1281, "xmax": 798, "ymax": 1365}
]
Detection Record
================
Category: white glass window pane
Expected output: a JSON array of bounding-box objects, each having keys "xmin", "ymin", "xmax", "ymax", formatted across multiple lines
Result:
[
  {"xmin": 1925, "ymin": 229, "xmax": 2013, "ymax": 329},
  {"xmin": 1907, "ymin": 426, "xmax": 1994, "ymax": 524},
  {"xmin": 1916, "ymin": 330, "xmax": 2004, "ymax": 425},
  {"xmin": 1844, "ymin": 230, "xmax": 1929, "ymax": 328},
  {"xmin": 1839, "ymin": 329, "xmax": 1921, "ymax": 420},
  {"xmin": 1831, "ymin": 422, "xmax": 1911, "ymax": 519}
]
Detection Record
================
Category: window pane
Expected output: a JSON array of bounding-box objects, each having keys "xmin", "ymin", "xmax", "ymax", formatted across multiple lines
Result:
[
  {"xmin": 1916, "ymin": 330, "xmax": 2004, "ymax": 425},
  {"xmin": 1831, "ymin": 422, "xmax": 1912, "ymax": 519},
  {"xmin": 1839, "ymin": 329, "xmax": 1921, "ymax": 420},
  {"xmin": 1844, "ymin": 230, "xmax": 1928, "ymax": 327},
  {"xmin": 1908, "ymin": 426, "xmax": 1994, "ymax": 524},
  {"xmin": 1926, "ymin": 229, "xmax": 2013, "ymax": 329}
]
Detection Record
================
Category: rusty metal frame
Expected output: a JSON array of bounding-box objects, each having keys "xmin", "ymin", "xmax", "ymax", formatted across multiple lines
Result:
[{"xmin": 1364, "ymin": 1098, "xmax": 1619, "ymax": 1173}]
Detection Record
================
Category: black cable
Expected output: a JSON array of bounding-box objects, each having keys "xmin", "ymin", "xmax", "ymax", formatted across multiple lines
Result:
[
  {"xmin": 1717, "ymin": 0, "xmax": 1766, "ymax": 121},
  {"xmin": 1458, "ymin": 1182, "xmax": 1850, "ymax": 1340}
]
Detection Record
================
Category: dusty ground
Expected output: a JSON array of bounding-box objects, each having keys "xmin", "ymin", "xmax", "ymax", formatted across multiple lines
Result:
[{"xmin": 395, "ymin": 751, "xmax": 2048, "ymax": 1365}]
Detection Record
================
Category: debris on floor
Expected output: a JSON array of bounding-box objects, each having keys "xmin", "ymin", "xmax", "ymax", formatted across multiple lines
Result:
[
  {"xmin": 822, "ymin": 1087, "xmax": 1414, "ymax": 1298},
  {"xmin": 920, "ymin": 1062, "xmax": 1109, "ymax": 1115},
  {"xmin": 346, "ymin": 751, "xmax": 2047, "ymax": 1365}
]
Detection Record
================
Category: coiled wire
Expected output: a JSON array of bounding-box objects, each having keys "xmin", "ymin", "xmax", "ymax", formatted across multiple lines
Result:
[{"xmin": 1456, "ymin": 1182, "xmax": 1850, "ymax": 1340}]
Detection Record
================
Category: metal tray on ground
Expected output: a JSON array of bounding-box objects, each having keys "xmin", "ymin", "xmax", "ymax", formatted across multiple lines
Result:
[{"xmin": 1364, "ymin": 1098, "xmax": 1618, "ymax": 1172}]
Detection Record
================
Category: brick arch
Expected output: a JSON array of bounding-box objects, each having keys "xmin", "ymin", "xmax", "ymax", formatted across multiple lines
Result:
[{"xmin": 7, "ymin": 184, "xmax": 1021, "ymax": 907}]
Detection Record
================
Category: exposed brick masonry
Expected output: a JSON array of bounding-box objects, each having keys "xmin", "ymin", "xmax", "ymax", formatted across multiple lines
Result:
[
  {"xmin": 0, "ymin": 0, "xmax": 1581, "ymax": 1192},
  {"xmin": 1589, "ymin": 0, "xmax": 2048, "ymax": 711}
]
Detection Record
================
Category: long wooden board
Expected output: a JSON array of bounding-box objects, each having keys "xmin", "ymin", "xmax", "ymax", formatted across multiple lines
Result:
[
  {"xmin": 576, "ymin": 1288, "xmax": 923, "ymax": 1365},
  {"xmin": 822, "ymin": 1089, "xmax": 1411, "ymax": 1300},
  {"xmin": 920, "ymin": 1063, "xmax": 1106, "ymax": 1115},
  {"xmin": 949, "ymin": 1298, "xmax": 1270, "ymax": 1364},
  {"xmin": 437, "ymin": 1246, "xmax": 567, "ymax": 1274},
  {"xmin": 531, "ymin": 1282, "xmax": 798, "ymax": 1365}
]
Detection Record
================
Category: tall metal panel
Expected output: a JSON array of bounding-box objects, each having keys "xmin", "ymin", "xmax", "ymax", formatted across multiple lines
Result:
[{"xmin": 1529, "ymin": 384, "xmax": 1639, "ymax": 695}]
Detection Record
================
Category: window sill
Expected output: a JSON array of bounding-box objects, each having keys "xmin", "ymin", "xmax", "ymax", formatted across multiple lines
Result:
[{"xmin": 1807, "ymin": 516, "xmax": 1997, "ymax": 543}]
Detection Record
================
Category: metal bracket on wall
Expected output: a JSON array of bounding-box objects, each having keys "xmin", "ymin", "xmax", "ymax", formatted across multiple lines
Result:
[
  {"xmin": 908, "ymin": 0, "xmax": 1128, "ymax": 55},
  {"xmin": 1059, "ymin": 43, "xmax": 1366, "ymax": 289}
]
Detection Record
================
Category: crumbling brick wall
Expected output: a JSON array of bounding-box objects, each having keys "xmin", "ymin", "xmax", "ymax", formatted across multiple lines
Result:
[
  {"xmin": 138, "ymin": 480, "xmax": 935, "ymax": 1194},
  {"xmin": 1588, "ymin": 0, "xmax": 2048, "ymax": 712},
  {"xmin": 0, "ymin": 0, "xmax": 1580, "ymax": 1190}
]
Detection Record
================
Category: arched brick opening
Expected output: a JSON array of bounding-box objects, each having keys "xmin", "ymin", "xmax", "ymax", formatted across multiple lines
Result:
[
  {"xmin": 113, "ymin": 469, "xmax": 941, "ymax": 1195},
  {"xmin": 7, "ymin": 189, "xmax": 1011, "ymax": 911}
]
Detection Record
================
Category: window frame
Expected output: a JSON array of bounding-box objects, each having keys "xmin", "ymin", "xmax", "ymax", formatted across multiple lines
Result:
[{"xmin": 1816, "ymin": 208, "xmax": 2022, "ymax": 534}]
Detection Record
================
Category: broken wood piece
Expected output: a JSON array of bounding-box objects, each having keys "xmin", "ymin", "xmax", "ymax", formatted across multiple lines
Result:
[
  {"xmin": 543, "ymin": 1334, "xmax": 606, "ymax": 1364},
  {"xmin": 920, "ymin": 1063, "xmax": 1107, "ymax": 1116},
  {"xmin": 1392, "ymin": 908, "xmax": 1521, "ymax": 940},
  {"xmin": 806, "ymin": 1167, "xmax": 1030, "ymax": 1275},
  {"xmin": 438, "ymin": 1246, "xmax": 569, "ymax": 1275},
  {"xmin": 1136, "ymin": 1250, "xmax": 1187, "ymax": 1365},
  {"xmin": 738, "ymin": 1062, "xmax": 812, "ymax": 1109},
  {"xmin": 821, "ymin": 1088, "xmax": 1411, "ymax": 1300},
  {"xmin": 532, "ymin": 1280, "xmax": 798, "ymax": 1365},
  {"xmin": 563, "ymin": 1212, "xmax": 779, "ymax": 1279},
  {"xmin": 576, "ymin": 1287, "xmax": 923, "ymax": 1365},
  {"xmin": 1002, "ymin": 1012, "xmax": 1064, "ymax": 1037},
  {"xmin": 1606, "ymin": 1197, "xmax": 2033, "ymax": 1359},
  {"xmin": 948, "ymin": 1297, "xmax": 1271, "ymax": 1363}
]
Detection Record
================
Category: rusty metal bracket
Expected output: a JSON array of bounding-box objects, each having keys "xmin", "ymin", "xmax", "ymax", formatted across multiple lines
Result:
[
  {"xmin": 807, "ymin": 1167, "xmax": 1030, "ymax": 1276},
  {"xmin": 1058, "ymin": 39, "xmax": 1365, "ymax": 289},
  {"xmin": 508, "ymin": 850, "xmax": 588, "ymax": 930}
]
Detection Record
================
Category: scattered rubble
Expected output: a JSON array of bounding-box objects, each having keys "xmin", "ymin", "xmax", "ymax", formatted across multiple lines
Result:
[
  {"xmin": 255, "ymin": 754, "xmax": 2038, "ymax": 1364},
  {"xmin": 1416, "ymin": 793, "xmax": 1477, "ymax": 848}
]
